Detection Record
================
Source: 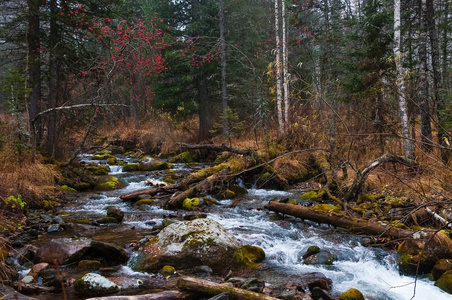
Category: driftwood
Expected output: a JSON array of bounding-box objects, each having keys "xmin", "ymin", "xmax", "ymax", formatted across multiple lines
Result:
[
  {"xmin": 177, "ymin": 276, "xmax": 279, "ymax": 300},
  {"xmin": 344, "ymin": 154, "xmax": 419, "ymax": 202},
  {"xmin": 85, "ymin": 291, "xmax": 190, "ymax": 300},
  {"xmin": 264, "ymin": 201, "xmax": 424, "ymax": 240}
]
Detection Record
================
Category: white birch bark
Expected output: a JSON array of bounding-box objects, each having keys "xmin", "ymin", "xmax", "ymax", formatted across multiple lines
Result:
[
  {"xmin": 274, "ymin": 0, "xmax": 284, "ymax": 135},
  {"xmin": 282, "ymin": 0, "xmax": 289, "ymax": 134},
  {"xmin": 394, "ymin": 0, "xmax": 414, "ymax": 159}
]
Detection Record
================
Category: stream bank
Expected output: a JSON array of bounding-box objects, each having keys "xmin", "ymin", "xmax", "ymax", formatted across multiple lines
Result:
[{"xmin": 1, "ymin": 149, "xmax": 452, "ymax": 300}]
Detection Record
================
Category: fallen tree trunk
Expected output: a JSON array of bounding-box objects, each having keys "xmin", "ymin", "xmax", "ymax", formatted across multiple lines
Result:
[
  {"xmin": 120, "ymin": 185, "xmax": 179, "ymax": 201},
  {"xmin": 86, "ymin": 290, "xmax": 190, "ymax": 300},
  {"xmin": 177, "ymin": 276, "xmax": 279, "ymax": 300},
  {"xmin": 264, "ymin": 201, "xmax": 424, "ymax": 240}
]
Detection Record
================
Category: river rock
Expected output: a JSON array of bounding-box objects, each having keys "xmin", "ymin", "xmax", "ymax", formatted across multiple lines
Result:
[
  {"xmin": 35, "ymin": 237, "xmax": 91, "ymax": 265},
  {"xmin": 74, "ymin": 272, "xmax": 120, "ymax": 296},
  {"xmin": 432, "ymin": 258, "xmax": 452, "ymax": 280},
  {"xmin": 133, "ymin": 218, "xmax": 243, "ymax": 275},
  {"xmin": 339, "ymin": 288, "xmax": 365, "ymax": 300},
  {"xmin": 435, "ymin": 270, "xmax": 452, "ymax": 294},
  {"xmin": 106, "ymin": 206, "xmax": 125, "ymax": 222},
  {"xmin": 139, "ymin": 157, "xmax": 168, "ymax": 171},
  {"xmin": 303, "ymin": 249, "xmax": 334, "ymax": 265},
  {"xmin": 398, "ymin": 231, "xmax": 452, "ymax": 275},
  {"xmin": 299, "ymin": 272, "xmax": 333, "ymax": 291},
  {"xmin": 26, "ymin": 262, "xmax": 49, "ymax": 278},
  {"xmin": 35, "ymin": 238, "xmax": 128, "ymax": 266}
]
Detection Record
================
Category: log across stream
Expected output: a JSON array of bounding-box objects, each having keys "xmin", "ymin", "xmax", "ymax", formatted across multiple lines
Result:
[{"xmin": 35, "ymin": 153, "xmax": 451, "ymax": 300}]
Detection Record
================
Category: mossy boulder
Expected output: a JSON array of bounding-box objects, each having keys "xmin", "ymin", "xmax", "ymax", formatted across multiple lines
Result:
[
  {"xmin": 61, "ymin": 185, "xmax": 77, "ymax": 192},
  {"xmin": 159, "ymin": 265, "xmax": 176, "ymax": 276},
  {"xmin": 339, "ymin": 288, "xmax": 365, "ymax": 300},
  {"xmin": 135, "ymin": 199, "xmax": 154, "ymax": 209},
  {"xmin": 106, "ymin": 206, "xmax": 124, "ymax": 222},
  {"xmin": 78, "ymin": 260, "xmax": 101, "ymax": 270},
  {"xmin": 234, "ymin": 245, "xmax": 265, "ymax": 269},
  {"xmin": 95, "ymin": 176, "xmax": 125, "ymax": 191},
  {"xmin": 75, "ymin": 218, "xmax": 90, "ymax": 225},
  {"xmin": 107, "ymin": 145, "xmax": 125, "ymax": 155},
  {"xmin": 139, "ymin": 157, "xmax": 169, "ymax": 171},
  {"xmin": 169, "ymin": 151, "xmax": 194, "ymax": 163},
  {"xmin": 132, "ymin": 218, "xmax": 243, "ymax": 275},
  {"xmin": 398, "ymin": 231, "xmax": 452, "ymax": 275},
  {"xmin": 433, "ymin": 259, "xmax": 452, "ymax": 280},
  {"xmin": 92, "ymin": 152, "xmax": 115, "ymax": 161},
  {"xmin": 85, "ymin": 165, "xmax": 110, "ymax": 176},
  {"xmin": 301, "ymin": 190, "xmax": 319, "ymax": 200},
  {"xmin": 182, "ymin": 198, "xmax": 201, "ymax": 210},
  {"xmin": 435, "ymin": 270, "xmax": 452, "ymax": 294},
  {"xmin": 74, "ymin": 182, "xmax": 92, "ymax": 191},
  {"xmin": 122, "ymin": 163, "xmax": 140, "ymax": 172}
]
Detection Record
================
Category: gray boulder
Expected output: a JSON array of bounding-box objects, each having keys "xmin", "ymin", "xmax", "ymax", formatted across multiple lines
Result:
[{"xmin": 133, "ymin": 218, "xmax": 243, "ymax": 275}]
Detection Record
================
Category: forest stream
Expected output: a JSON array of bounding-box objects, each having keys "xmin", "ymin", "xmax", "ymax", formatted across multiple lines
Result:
[{"xmin": 20, "ymin": 152, "xmax": 452, "ymax": 300}]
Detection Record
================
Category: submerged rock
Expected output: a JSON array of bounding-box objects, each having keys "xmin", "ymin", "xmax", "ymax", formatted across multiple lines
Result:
[
  {"xmin": 433, "ymin": 259, "xmax": 452, "ymax": 280},
  {"xmin": 133, "ymin": 218, "xmax": 243, "ymax": 275}
]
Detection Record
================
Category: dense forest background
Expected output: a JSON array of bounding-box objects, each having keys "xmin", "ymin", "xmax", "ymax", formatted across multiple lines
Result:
[{"xmin": 1, "ymin": 0, "xmax": 452, "ymax": 205}]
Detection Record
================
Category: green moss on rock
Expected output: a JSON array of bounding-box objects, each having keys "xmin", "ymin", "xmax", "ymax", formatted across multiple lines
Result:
[
  {"xmin": 122, "ymin": 163, "xmax": 140, "ymax": 172},
  {"xmin": 74, "ymin": 182, "xmax": 92, "ymax": 191},
  {"xmin": 61, "ymin": 185, "xmax": 77, "ymax": 192},
  {"xmin": 435, "ymin": 270, "xmax": 452, "ymax": 294},
  {"xmin": 85, "ymin": 165, "xmax": 110, "ymax": 175},
  {"xmin": 183, "ymin": 198, "xmax": 200, "ymax": 210},
  {"xmin": 300, "ymin": 190, "xmax": 318, "ymax": 200},
  {"xmin": 78, "ymin": 260, "xmax": 101, "ymax": 270},
  {"xmin": 339, "ymin": 288, "xmax": 365, "ymax": 300},
  {"xmin": 135, "ymin": 199, "xmax": 154, "ymax": 206},
  {"xmin": 159, "ymin": 265, "xmax": 176, "ymax": 276},
  {"xmin": 234, "ymin": 245, "xmax": 266, "ymax": 269},
  {"xmin": 75, "ymin": 218, "xmax": 90, "ymax": 225},
  {"xmin": 310, "ymin": 204, "xmax": 342, "ymax": 215},
  {"xmin": 95, "ymin": 176, "xmax": 125, "ymax": 191}
]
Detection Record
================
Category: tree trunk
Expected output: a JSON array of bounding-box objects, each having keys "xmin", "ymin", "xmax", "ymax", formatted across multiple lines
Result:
[
  {"xmin": 274, "ymin": 0, "xmax": 284, "ymax": 136},
  {"xmin": 426, "ymin": 0, "xmax": 450, "ymax": 162},
  {"xmin": 85, "ymin": 291, "xmax": 191, "ymax": 300},
  {"xmin": 282, "ymin": 0, "xmax": 289, "ymax": 133},
  {"xmin": 394, "ymin": 0, "xmax": 414, "ymax": 160},
  {"xmin": 419, "ymin": 0, "xmax": 433, "ymax": 152},
  {"xmin": 177, "ymin": 276, "xmax": 279, "ymax": 300},
  {"xmin": 46, "ymin": 0, "xmax": 59, "ymax": 157},
  {"xmin": 198, "ymin": 72, "xmax": 212, "ymax": 141},
  {"xmin": 219, "ymin": 0, "xmax": 229, "ymax": 138},
  {"xmin": 27, "ymin": 0, "xmax": 42, "ymax": 152},
  {"xmin": 265, "ymin": 201, "xmax": 417, "ymax": 240}
]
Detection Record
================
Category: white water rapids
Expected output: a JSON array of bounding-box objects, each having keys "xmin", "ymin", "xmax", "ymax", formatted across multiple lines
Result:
[{"xmin": 68, "ymin": 155, "xmax": 451, "ymax": 300}]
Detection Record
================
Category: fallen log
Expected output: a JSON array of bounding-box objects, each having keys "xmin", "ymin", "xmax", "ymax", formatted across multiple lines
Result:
[
  {"xmin": 264, "ymin": 201, "xmax": 426, "ymax": 240},
  {"xmin": 120, "ymin": 185, "xmax": 178, "ymax": 201},
  {"xmin": 177, "ymin": 276, "xmax": 279, "ymax": 300},
  {"xmin": 85, "ymin": 290, "xmax": 190, "ymax": 300}
]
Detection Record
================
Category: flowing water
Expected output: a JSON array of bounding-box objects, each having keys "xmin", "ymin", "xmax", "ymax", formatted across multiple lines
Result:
[{"xmin": 30, "ymin": 154, "xmax": 452, "ymax": 300}]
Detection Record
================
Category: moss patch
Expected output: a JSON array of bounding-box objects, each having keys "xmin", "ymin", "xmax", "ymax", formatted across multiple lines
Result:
[
  {"xmin": 61, "ymin": 185, "xmax": 77, "ymax": 192},
  {"xmin": 122, "ymin": 163, "xmax": 140, "ymax": 172},
  {"xmin": 135, "ymin": 199, "xmax": 154, "ymax": 206},
  {"xmin": 97, "ymin": 216, "xmax": 121, "ymax": 224},
  {"xmin": 339, "ymin": 288, "xmax": 365, "ymax": 300},
  {"xmin": 95, "ymin": 176, "xmax": 125, "ymax": 191},
  {"xmin": 75, "ymin": 218, "xmax": 90, "ymax": 225},
  {"xmin": 300, "ymin": 190, "xmax": 319, "ymax": 200},
  {"xmin": 435, "ymin": 270, "xmax": 452, "ymax": 294},
  {"xmin": 78, "ymin": 260, "xmax": 101, "ymax": 270},
  {"xmin": 310, "ymin": 204, "xmax": 342, "ymax": 215},
  {"xmin": 234, "ymin": 245, "xmax": 266, "ymax": 269},
  {"xmin": 182, "ymin": 198, "xmax": 200, "ymax": 210},
  {"xmin": 85, "ymin": 165, "xmax": 110, "ymax": 175}
]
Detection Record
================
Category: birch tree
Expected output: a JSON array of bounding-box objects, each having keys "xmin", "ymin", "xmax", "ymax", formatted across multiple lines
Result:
[
  {"xmin": 274, "ymin": 0, "xmax": 284, "ymax": 135},
  {"xmin": 394, "ymin": 0, "xmax": 414, "ymax": 159}
]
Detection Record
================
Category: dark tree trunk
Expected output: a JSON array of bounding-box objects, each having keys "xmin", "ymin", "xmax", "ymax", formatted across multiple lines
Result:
[
  {"xmin": 426, "ymin": 0, "xmax": 450, "ymax": 162},
  {"xmin": 46, "ymin": 0, "xmax": 59, "ymax": 157},
  {"xmin": 219, "ymin": 0, "xmax": 229, "ymax": 138},
  {"xmin": 27, "ymin": 0, "xmax": 42, "ymax": 147},
  {"xmin": 419, "ymin": 0, "xmax": 433, "ymax": 152},
  {"xmin": 198, "ymin": 72, "xmax": 211, "ymax": 141}
]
